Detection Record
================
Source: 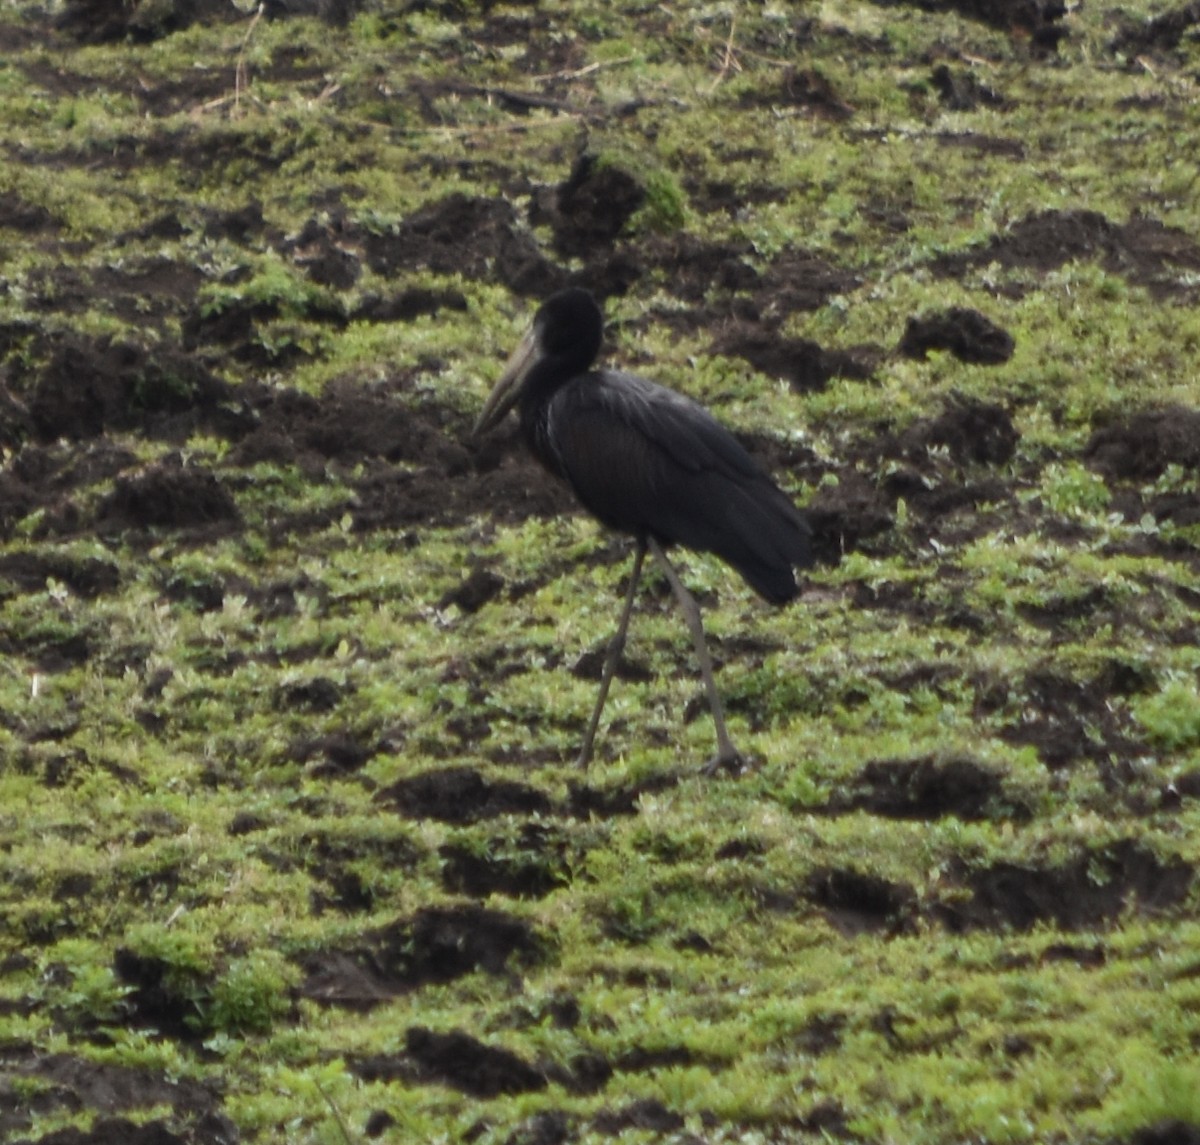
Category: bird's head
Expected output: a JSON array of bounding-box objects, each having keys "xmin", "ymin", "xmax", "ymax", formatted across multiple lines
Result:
[{"xmin": 472, "ymin": 288, "xmax": 604, "ymax": 436}]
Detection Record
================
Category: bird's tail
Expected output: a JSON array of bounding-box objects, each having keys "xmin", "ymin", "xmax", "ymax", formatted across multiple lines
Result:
[{"xmin": 677, "ymin": 477, "xmax": 812, "ymax": 605}]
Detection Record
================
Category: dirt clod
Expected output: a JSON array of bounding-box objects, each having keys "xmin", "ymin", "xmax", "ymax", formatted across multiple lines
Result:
[
  {"xmin": 934, "ymin": 209, "xmax": 1200, "ymax": 296},
  {"xmin": 0, "ymin": 551, "xmax": 119, "ymax": 598},
  {"xmin": 10, "ymin": 1115, "xmax": 237, "ymax": 1145},
  {"xmin": 1085, "ymin": 406, "xmax": 1200, "ymax": 481},
  {"xmin": 299, "ymin": 904, "xmax": 547, "ymax": 1006},
  {"xmin": 376, "ymin": 765, "xmax": 552, "ymax": 823},
  {"xmin": 806, "ymin": 471, "xmax": 895, "ymax": 561},
  {"xmin": 404, "ymin": 1026, "xmax": 547, "ymax": 1098},
  {"xmin": 938, "ymin": 839, "xmax": 1193, "ymax": 931},
  {"xmin": 544, "ymin": 154, "xmax": 646, "ymax": 259},
  {"xmin": 888, "ymin": 397, "xmax": 1020, "ymax": 467},
  {"xmin": 806, "ymin": 867, "xmax": 917, "ymax": 936},
  {"xmin": 593, "ymin": 1099, "xmax": 685, "ymax": 1135},
  {"xmin": 899, "ymin": 308, "xmax": 1015, "ymax": 364},
  {"xmin": 440, "ymin": 823, "xmax": 571, "ymax": 899},
  {"xmin": 29, "ymin": 338, "xmax": 231, "ymax": 443},
  {"xmin": 930, "ymin": 64, "xmax": 1008, "ymax": 109},
  {"xmin": 99, "ymin": 462, "xmax": 239, "ymax": 531},
  {"xmin": 504, "ymin": 1110, "xmax": 573, "ymax": 1145},
  {"xmin": 441, "ymin": 567, "xmax": 506, "ymax": 613},
  {"xmin": 366, "ymin": 194, "xmax": 564, "ymax": 297},
  {"xmin": 1112, "ymin": 0, "xmax": 1200, "ymax": 53},
  {"xmin": 111, "ymin": 949, "xmax": 209, "ymax": 1041},
  {"xmin": 825, "ymin": 756, "xmax": 1027, "ymax": 821},
  {"xmin": 714, "ymin": 327, "xmax": 876, "ymax": 393}
]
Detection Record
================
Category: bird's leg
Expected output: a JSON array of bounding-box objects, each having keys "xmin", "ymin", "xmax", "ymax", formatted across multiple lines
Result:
[
  {"xmin": 646, "ymin": 538, "xmax": 743, "ymax": 774},
  {"xmin": 576, "ymin": 536, "xmax": 647, "ymax": 769}
]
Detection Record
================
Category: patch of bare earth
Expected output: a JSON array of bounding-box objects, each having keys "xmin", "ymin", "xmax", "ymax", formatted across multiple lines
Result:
[
  {"xmin": 1, "ymin": 1052, "xmax": 231, "ymax": 1145},
  {"xmin": 932, "ymin": 208, "xmax": 1200, "ymax": 298}
]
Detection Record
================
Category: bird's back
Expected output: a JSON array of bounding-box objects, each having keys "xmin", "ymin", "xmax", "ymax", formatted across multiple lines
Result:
[{"xmin": 535, "ymin": 370, "xmax": 812, "ymax": 604}]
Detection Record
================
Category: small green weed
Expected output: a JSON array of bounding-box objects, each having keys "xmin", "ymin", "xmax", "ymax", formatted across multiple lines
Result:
[{"xmin": 1134, "ymin": 676, "xmax": 1200, "ymax": 751}]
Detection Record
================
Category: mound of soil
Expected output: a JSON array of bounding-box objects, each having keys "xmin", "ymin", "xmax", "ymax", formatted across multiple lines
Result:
[
  {"xmin": 823, "ymin": 756, "xmax": 1028, "ymax": 821},
  {"xmin": 805, "ymin": 470, "xmax": 895, "ymax": 561},
  {"xmin": 439, "ymin": 567, "xmax": 506, "ymax": 613},
  {"xmin": 994, "ymin": 666, "xmax": 1151, "ymax": 778},
  {"xmin": 439, "ymin": 823, "xmax": 571, "ymax": 899},
  {"xmin": 935, "ymin": 209, "xmax": 1200, "ymax": 296},
  {"xmin": 714, "ymin": 325, "xmax": 876, "ymax": 392},
  {"xmin": 299, "ymin": 904, "xmax": 547, "ymax": 1006},
  {"xmin": 539, "ymin": 154, "xmax": 646, "ymax": 259},
  {"xmin": 375, "ymin": 765, "xmax": 552, "ymax": 823},
  {"xmin": 871, "ymin": 0, "xmax": 1070, "ymax": 50},
  {"xmin": 806, "ymin": 867, "xmax": 918, "ymax": 936},
  {"xmin": 98, "ymin": 461, "xmax": 240, "ymax": 531},
  {"xmin": 1111, "ymin": 0, "xmax": 1200, "ymax": 53},
  {"xmin": 898, "ymin": 307, "xmax": 1015, "ymax": 364},
  {"xmin": 592, "ymin": 1099, "xmax": 685, "ymax": 1135},
  {"xmin": 54, "ymin": 0, "xmax": 354, "ymax": 44},
  {"xmin": 881, "ymin": 397, "xmax": 1021, "ymax": 469},
  {"xmin": 403, "ymin": 1027, "xmax": 546, "ymax": 1098},
  {"xmin": 738, "ymin": 66, "xmax": 855, "ymax": 118},
  {"xmin": 938, "ymin": 839, "xmax": 1193, "ymax": 931},
  {"xmin": 1084, "ymin": 406, "xmax": 1200, "ymax": 481},
  {"xmin": 350, "ymin": 1028, "xmax": 547, "ymax": 1099},
  {"xmin": 10, "ymin": 1115, "xmax": 237, "ymax": 1145},
  {"xmin": 0, "ymin": 551, "xmax": 120, "ymax": 598},
  {"xmin": 365, "ymin": 194, "xmax": 565, "ymax": 297},
  {"xmin": 109, "ymin": 949, "xmax": 209, "ymax": 1041},
  {"xmin": 930, "ymin": 63, "xmax": 1009, "ymax": 110},
  {"xmin": 54, "ymin": 0, "xmax": 238, "ymax": 44},
  {"xmin": 1, "ymin": 1054, "xmax": 228, "ymax": 1145},
  {"xmin": 27, "ymin": 338, "xmax": 232, "ymax": 443},
  {"xmin": 0, "ymin": 191, "xmax": 58, "ymax": 233}
]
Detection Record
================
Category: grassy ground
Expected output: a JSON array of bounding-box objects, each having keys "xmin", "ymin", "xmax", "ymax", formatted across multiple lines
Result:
[{"xmin": 2, "ymin": 1, "xmax": 1200, "ymax": 1143}]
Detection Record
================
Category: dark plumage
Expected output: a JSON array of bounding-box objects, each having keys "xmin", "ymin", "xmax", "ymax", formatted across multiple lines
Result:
[{"xmin": 474, "ymin": 288, "xmax": 812, "ymax": 770}]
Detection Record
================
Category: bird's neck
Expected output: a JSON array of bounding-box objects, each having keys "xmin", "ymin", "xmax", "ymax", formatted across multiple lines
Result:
[
  {"xmin": 517, "ymin": 362, "xmax": 577, "ymax": 480},
  {"xmin": 519, "ymin": 393, "xmax": 565, "ymax": 480}
]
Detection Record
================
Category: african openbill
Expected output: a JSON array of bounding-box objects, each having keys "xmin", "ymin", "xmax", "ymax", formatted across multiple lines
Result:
[{"xmin": 473, "ymin": 288, "xmax": 812, "ymax": 771}]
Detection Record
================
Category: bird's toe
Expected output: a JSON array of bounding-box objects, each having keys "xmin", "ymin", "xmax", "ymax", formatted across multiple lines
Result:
[{"xmin": 699, "ymin": 746, "xmax": 751, "ymax": 778}]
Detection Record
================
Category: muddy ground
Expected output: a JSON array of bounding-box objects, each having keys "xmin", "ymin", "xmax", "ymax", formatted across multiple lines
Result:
[{"xmin": 2, "ymin": 1, "xmax": 1200, "ymax": 1143}]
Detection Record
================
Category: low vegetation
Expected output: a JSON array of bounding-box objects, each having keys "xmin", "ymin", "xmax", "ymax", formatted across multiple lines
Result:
[{"xmin": 1, "ymin": 1, "xmax": 1199, "ymax": 1143}]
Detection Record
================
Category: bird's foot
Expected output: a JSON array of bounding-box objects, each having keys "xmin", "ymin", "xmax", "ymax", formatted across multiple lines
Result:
[{"xmin": 699, "ymin": 746, "xmax": 751, "ymax": 778}]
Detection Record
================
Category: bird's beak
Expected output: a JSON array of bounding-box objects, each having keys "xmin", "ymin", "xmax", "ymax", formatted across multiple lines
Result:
[{"xmin": 472, "ymin": 326, "xmax": 540, "ymax": 437}]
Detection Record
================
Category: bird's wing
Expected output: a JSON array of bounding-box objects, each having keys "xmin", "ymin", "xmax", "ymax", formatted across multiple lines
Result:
[
  {"xmin": 548, "ymin": 369, "xmax": 760, "ymax": 478},
  {"xmin": 546, "ymin": 372, "xmax": 811, "ymax": 603}
]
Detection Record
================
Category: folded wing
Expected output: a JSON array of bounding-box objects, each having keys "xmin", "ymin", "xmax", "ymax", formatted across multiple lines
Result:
[{"xmin": 545, "ymin": 371, "xmax": 812, "ymax": 604}]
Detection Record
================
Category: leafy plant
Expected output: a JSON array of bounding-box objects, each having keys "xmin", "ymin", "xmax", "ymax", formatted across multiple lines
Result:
[{"xmin": 1134, "ymin": 676, "xmax": 1200, "ymax": 751}]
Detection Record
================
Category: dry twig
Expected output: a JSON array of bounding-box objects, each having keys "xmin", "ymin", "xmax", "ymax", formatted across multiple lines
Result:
[{"xmin": 706, "ymin": 13, "xmax": 742, "ymax": 93}]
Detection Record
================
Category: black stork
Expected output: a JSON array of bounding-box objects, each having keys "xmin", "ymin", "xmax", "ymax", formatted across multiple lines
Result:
[{"xmin": 473, "ymin": 288, "xmax": 812, "ymax": 771}]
